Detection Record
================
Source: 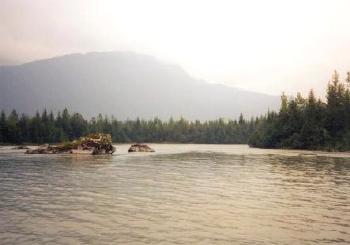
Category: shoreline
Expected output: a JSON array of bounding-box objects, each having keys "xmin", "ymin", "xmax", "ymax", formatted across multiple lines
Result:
[{"xmin": 2, "ymin": 143, "xmax": 350, "ymax": 155}]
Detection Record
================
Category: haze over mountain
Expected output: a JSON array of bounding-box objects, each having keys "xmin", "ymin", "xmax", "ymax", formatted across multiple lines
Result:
[{"xmin": 0, "ymin": 51, "xmax": 279, "ymax": 120}]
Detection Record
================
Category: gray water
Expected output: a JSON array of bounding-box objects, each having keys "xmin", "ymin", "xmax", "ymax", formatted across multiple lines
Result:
[{"xmin": 0, "ymin": 144, "xmax": 349, "ymax": 244}]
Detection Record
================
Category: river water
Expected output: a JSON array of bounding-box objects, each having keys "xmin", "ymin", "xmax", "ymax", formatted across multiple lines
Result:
[{"xmin": 0, "ymin": 144, "xmax": 349, "ymax": 244}]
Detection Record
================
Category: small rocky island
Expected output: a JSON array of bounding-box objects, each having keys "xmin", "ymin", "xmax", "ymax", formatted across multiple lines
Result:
[
  {"xmin": 26, "ymin": 133, "xmax": 116, "ymax": 155},
  {"xmin": 128, "ymin": 144, "xmax": 155, "ymax": 152}
]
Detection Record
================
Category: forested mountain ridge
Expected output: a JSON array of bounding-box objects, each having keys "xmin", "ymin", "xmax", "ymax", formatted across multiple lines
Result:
[{"xmin": 0, "ymin": 51, "xmax": 279, "ymax": 120}]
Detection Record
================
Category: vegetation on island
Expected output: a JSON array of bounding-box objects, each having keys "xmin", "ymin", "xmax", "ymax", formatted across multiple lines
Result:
[{"xmin": 1, "ymin": 71, "xmax": 350, "ymax": 151}]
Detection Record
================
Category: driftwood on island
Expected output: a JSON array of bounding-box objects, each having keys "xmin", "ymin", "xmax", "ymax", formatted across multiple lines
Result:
[
  {"xmin": 12, "ymin": 145, "xmax": 29, "ymax": 150},
  {"xmin": 128, "ymin": 144, "xmax": 155, "ymax": 152},
  {"xmin": 26, "ymin": 133, "xmax": 116, "ymax": 155}
]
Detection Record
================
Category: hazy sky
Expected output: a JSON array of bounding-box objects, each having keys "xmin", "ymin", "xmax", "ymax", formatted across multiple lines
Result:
[{"xmin": 1, "ymin": 0, "xmax": 350, "ymax": 96}]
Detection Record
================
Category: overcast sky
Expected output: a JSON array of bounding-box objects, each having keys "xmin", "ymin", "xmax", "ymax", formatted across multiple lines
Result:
[{"xmin": 1, "ymin": 0, "xmax": 350, "ymax": 96}]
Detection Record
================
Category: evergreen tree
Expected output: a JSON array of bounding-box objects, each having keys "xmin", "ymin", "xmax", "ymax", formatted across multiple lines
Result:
[
  {"xmin": 7, "ymin": 110, "xmax": 19, "ymax": 143},
  {"xmin": 0, "ymin": 110, "xmax": 7, "ymax": 142},
  {"xmin": 249, "ymin": 71, "xmax": 350, "ymax": 151}
]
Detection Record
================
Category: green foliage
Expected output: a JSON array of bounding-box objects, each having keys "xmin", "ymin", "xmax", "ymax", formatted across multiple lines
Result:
[
  {"xmin": 0, "ymin": 108, "xmax": 88, "ymax": 144},
  {"xmin": 0, "ymin": 108, "xmax": 256, "ymax": 144},
  {"xmin": 249, "ymin": 71, "xmax": 350, "ymax": 151}
]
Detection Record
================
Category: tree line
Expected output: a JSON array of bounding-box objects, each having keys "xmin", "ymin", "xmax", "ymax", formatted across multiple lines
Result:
[
  {"xmin": 249, "ymin": 71, "xmax": 350, "ymax": 151},
  {"xmin": 0, "ymin": 108, "xmax": 256, "ymax": 144},
  {"xmin": 2, "ymin": 71, "xmax": 350, "ymax": 150}
]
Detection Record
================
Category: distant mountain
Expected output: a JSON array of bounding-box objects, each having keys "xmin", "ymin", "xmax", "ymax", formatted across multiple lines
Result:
[
  {"xmin": 0, "ymin": 56, "xmax": 19, "ymax": 66},
  {"xmin": 0, "ymin": 51, "xmax": 280, "ymax": 120}
]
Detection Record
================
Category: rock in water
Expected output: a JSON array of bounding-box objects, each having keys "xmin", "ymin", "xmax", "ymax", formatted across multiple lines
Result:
[
  {"xmin": 26, "ymin": 133, "xmax": 116, "ymax": 155},
  {"xmin": 26, "ymin": 144, "xmax": 66, "ymax": 154},
  {"xmin": 71, "ymin": 133, "xmax": 116, "ymax": 155},
  {"xmin": 128, "ymin": 144, "xmax": 155, "ymax": 153},
  {"xmin": 12, "ymin": 145, "xmax": 29, "ymax": 150}
]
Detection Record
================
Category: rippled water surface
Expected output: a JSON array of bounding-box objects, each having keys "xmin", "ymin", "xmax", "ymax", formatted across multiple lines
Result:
[{"xmin": 0, "ymin": 144, "xmax": 349, "ymax": 244}]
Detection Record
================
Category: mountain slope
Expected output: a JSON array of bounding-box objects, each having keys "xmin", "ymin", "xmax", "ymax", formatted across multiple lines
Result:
[{"xmin": 0, "ymin": 51, "xmax": 280, "ymax": 120}]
